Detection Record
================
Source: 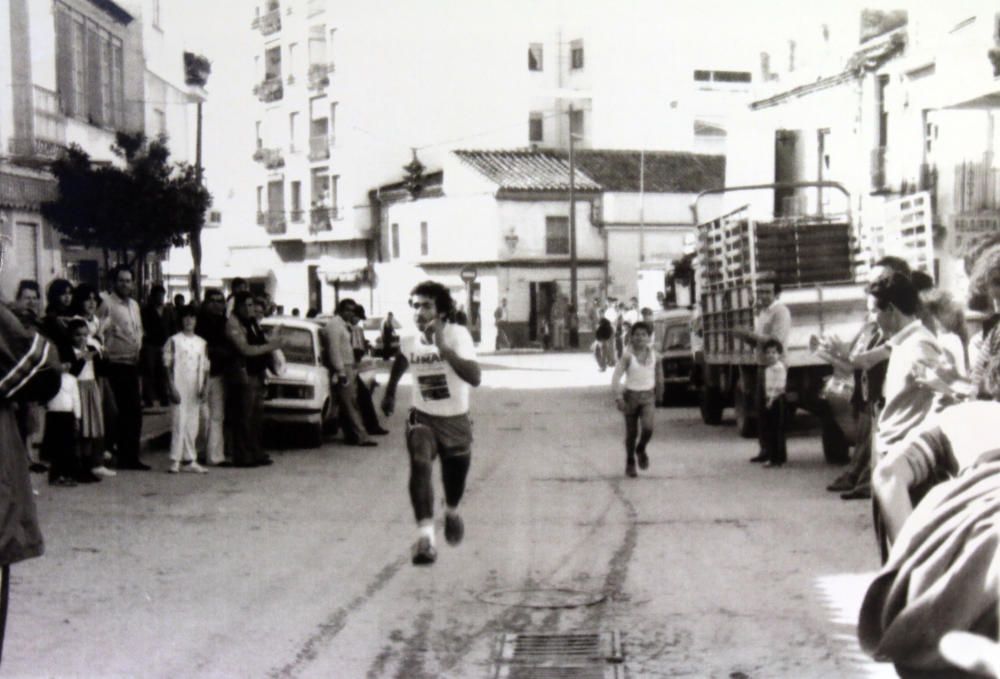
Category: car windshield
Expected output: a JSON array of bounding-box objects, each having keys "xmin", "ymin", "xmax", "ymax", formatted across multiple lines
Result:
[
  {"xmin": 662, "ymin": 325, "xmax": 691, "ymax": 351},
  {"xmin": 274, "ymin": 326, "xmax": 316, "ymax": 364}
]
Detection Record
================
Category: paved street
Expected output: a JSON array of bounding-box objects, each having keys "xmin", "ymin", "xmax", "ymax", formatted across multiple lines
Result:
[{"xmin": 8, "ymin": 353, "xmax": 895, "ymax": 678}]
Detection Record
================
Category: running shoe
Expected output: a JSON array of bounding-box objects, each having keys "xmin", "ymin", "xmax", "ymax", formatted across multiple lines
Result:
[
  {"xmin": 412, "ymin": 536, "xmax": 437, "ymax": 565},
  {"xmin": 444, "ymin": 513, "xmax": 464, "ymax": 546},
  {"xmin": 636, "ymin": 448, "xmax": 649, "ymax": 471},
  {"xmin": 626, "ymin": 461, "xmax": 638, "ymax": 478},
  {"xmin": 181, "ymin": 462, "xmax": 208, "ymax": 474}
]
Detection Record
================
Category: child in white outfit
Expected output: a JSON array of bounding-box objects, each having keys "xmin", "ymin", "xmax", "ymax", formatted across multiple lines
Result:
[{"xmin": 163, "ymin": 306, "xmax": 209, "ymax": 474}]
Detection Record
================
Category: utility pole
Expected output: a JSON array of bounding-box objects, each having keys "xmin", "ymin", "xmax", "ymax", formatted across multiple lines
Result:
[{"xmin": 568, "ymin": 104, "xmax": 578, "ymax": 315}]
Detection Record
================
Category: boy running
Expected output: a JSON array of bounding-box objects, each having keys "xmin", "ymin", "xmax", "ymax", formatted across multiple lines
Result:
[
  {"xmin": 611, "ymin": 322, "xmax": 664, "ymax": 478},
  {"xmin": 382, "ymin": 281, "xmax": 482, "ymax": 566}
]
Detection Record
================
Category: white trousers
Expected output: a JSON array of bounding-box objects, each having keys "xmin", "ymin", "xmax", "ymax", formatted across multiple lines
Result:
[{"xmin": 170, "ymin": 398, "xmax": 201, "ymax": 463}]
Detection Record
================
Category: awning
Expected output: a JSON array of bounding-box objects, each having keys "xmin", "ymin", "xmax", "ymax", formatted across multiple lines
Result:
[{"xmin": 318, "ymin": 256, "xmax": 369, "ymax": 284}]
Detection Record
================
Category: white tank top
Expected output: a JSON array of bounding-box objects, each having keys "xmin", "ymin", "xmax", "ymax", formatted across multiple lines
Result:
[
  {"xmin": 624, "ymin": 348, "xmax": 657, "ymax": 391},
  {"xmin": 400, "ymin": 323, "xmax": 477, "ymax": 417}
]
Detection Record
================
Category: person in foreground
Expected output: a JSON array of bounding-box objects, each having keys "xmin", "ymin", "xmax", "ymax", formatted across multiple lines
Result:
[
  {"xmin": 610, "ymin": 321, "xmax": 664, "ymax": 478},
  {"xmin": 381, "ymin": 281, "xmax": 481, "ymax": 566}
]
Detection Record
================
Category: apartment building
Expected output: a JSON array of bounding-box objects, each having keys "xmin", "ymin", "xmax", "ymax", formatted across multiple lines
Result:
[{"xmin": 0, "ymin": 0, "xmax": 201, "ymax": 297}]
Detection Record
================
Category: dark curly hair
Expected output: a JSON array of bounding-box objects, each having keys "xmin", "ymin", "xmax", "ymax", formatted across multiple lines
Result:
[{"xmin": 410, "ymin": 280, "xmax": 456, "ymax": 320}]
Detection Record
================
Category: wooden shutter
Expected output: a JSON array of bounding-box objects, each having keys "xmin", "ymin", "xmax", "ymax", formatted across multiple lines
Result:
[
  {"xmin": 86, "ymin": 23, "xmax": 103, "ymax": 125},
  {"xmin": 55, "ymin": 9, "xmax": 74, "ymax": 116}
]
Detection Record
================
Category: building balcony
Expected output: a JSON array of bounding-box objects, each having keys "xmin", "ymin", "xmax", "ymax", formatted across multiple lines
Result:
[
  {"xmin": 871, "ymin": 147, "xmax": 887, "ymax": 192},
  {"xmin": 308, "ymin": 135, "xmax": 331, "ymax": 161},
  {"xmin": 290, "ymin": 209, "xmax": 304, "ymax": 223},
  {"xmin": 252, "ymin": 146, "xmax": 285, "ymax": 169},
  {"xmin": 258, "ymin": 8, "xmax": 281, "ymax": 35},
  {"xmin": 253, "ymin": 78, "xmax": 283, "ymax": 103},
  {"xmin": 308, "ymin": 62, "xmax": 335, "ymax": 90},
  {"xmin": 310, "ymin": 207, "xmax": 341, "ymax": 232},
  {"xmin": 259, "ymin": 210, "xmax": 287, "ymax": 234}
]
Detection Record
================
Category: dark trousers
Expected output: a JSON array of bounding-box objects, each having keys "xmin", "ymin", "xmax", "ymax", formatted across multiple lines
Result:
[
  {"xmin": 339, "ymin": 376, "xmax": 383, "ymax": 440},
  {"xmin": 225, "ymin": 376, "xmax": 266, "ymax": 466},
  {"xmin": 140, "ymin": 344, "xmax": 169, "ymax": 407},
  {"xmin": 43, "ymin": 411, "xmax": 79, "ymax": 481},
  {"xmin": 105, "ymin": 363, "xmax": 143, "ymax": 465},
  {"xmin": 758, "ymin": 395, "xmax": 787, "ymax": 464}
]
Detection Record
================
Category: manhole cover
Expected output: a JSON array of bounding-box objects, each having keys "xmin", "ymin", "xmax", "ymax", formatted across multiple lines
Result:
[
  {"xmin": 492, "ymin": 631, "xmax": 624, "ymax": 678},
  {"xmin": 478, "ymin": 588, "xmax": 606, "ymax": 609}
]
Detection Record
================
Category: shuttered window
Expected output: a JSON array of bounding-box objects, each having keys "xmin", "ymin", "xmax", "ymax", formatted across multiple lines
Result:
[{"xmin": 53, "ymin": 2, "xmax": 124, "ymax": 129}]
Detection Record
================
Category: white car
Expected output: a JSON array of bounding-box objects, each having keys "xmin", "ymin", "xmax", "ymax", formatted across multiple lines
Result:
[{"xmin": 260, "ymin": 317, "xmax": 337, "ymax": 447}]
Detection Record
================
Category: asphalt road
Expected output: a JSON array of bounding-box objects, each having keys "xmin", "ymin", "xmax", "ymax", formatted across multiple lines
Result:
[{"xmin": 7, "ymin": 352, "xmax": 897, "ymax": 678}]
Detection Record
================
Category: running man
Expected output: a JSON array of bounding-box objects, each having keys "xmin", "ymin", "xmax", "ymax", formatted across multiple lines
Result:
[{"xmin": 381, "ymin": 281, "xmax": 482, "ymax": 566}]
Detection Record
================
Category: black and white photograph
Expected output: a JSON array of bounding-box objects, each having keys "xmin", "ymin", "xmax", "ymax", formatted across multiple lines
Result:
[{"xmin": 0, "ymin": 0, "xmax": 999, "ymax": 676}]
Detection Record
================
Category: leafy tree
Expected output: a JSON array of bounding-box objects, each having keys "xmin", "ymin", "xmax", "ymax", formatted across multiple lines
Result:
[{"xmin": 43, "ymin": 132, "xmax": 212, "ymax": 293}]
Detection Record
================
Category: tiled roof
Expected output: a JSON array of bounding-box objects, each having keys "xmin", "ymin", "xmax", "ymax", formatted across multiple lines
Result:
[
  {"xmin": 454, "ymin": 149, "xmax": 602, "ymax": 192},
  {"xmin": 572, "ymin": 150, "xmax": 726, "ymax": 193}
]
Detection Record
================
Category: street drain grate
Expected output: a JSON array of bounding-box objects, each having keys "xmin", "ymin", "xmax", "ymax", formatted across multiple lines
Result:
[{"xmin": 492, "ymin": 631, "xmax": 624, "ymax": 679}]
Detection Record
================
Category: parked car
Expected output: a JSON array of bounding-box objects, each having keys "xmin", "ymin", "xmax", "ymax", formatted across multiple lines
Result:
[
  {"xmin": 652, "ymin": 307, "xmax": 696, "ymax": 405},
  {"xmin": 363, "ymin": 315, "xmax": 402, "ymax": 358},
  {"xmin": 260, "ymin": 317, "xmax": 337, "ymax": 447}
]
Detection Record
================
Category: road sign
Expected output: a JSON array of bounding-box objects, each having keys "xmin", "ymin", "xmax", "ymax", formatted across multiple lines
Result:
[{"xmin": 460, "ymin": 265, "xmax": 477, "ymax": 282}]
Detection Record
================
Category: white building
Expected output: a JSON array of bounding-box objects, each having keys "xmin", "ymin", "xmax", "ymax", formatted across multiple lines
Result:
[
  {"xmin": 0, "ymin": 0, "xmax": 202, "ymax": 298},
  {"xmin": 724, "ymin": 4, "xmax": 1000, "ymax": 300},
  {"xmin": 203, "ymin": 1, "xmax": 755, "ymax": 314}
]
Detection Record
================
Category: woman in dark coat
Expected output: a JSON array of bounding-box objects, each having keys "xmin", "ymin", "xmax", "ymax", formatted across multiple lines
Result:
[{"xmin": 0, "ymin": 299, "xmax": 62, "ymax": 664}]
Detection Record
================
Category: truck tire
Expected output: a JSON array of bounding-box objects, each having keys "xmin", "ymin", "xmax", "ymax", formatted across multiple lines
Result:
[
  {"xmin": 699, "ymin": 385, "xmax": 723, "ymax": 425},
  {"xmin": 821, "ymin": 410, "xmax": 851, "ymax": 465},
  {"xmin": 733, "ymin": 372, "xmax": 757, "ymax": 438}
]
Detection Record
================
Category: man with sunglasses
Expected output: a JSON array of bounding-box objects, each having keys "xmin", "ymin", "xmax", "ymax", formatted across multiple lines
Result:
[{"xmin": 381, "ymin": 281, "xmax": 481, "ymax": 566}]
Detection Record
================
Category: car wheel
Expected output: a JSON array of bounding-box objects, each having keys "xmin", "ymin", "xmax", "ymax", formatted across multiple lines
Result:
[{"xmin": 304, "ymin": 422, "xmax": 323, "ymax": 448}]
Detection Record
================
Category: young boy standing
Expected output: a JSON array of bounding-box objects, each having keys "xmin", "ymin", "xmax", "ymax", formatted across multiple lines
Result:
[
  {"xmin": 611, "ymin": 322, "xmax": 664, "ymax": 478},
  {"xmin": 381, "ymin": 281, "xmax": 482, "ymax": 566},
  {"xmin": 164, "ymin": 306, "xmax": 209, "ymax": 474},
  {"xmin": 759, "ymin": 338, "xmax": 788, "ymax": 468}
]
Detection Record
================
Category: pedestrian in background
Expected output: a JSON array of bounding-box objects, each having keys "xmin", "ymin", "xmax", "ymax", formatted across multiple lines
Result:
[
  {"xmin": 611, "ymin": 321, "xmax": 664, "ymax": 478},
  {"xmin": 164, "ymin": 305, "xmax": 209, "ymax": 474},
  {"xmin": 381, "ymin": 311, "xmax": 399, "ymax": 359},
  {"xmin": 140, "ymin": 284, "xmax": 173, "ymax": 408},
  {"xmin": 757, "ymin": 338, "xmax": 788, "ymax": 468},
  {"xmin": 323, "ymin": 299, "xmax": 376, "ymax": 447},
  {"xmin": 68, "ymin": 319, "xmax": 112, "ymax": 480},
  {"xmin": 100, "ymin": 266, "xmax": 148, "ymax": 470},
  {"xmin": 196, "ymin": 289, "xmax": 230, "ymax": 466}
]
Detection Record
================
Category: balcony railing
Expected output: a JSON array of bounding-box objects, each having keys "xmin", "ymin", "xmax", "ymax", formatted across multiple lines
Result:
[
  {"xmin": 309, "ymin": 135, "xmax": 331, "ymax": 160},
  {"xmin": 263, "ymin": 211, "xmax": 287, "ymax": 234},
  {"xmin": 308, "ymin": 62, "xmax": 334, "ymax": 90},
  {"xmin": 7, "ymin": 86, "xmax": 68, "ymax": 162},
  {"xmin": 871, "ymin": 147, "xmax": 887, "ymax": 191},
  {"xmin": 310, "ymin": 207, "xmax": 340, "ymax": 232},
  {"xmin": 955, "ymin": 157, "xmax": 1000, "ymax": 213},
  {"xmin": 253, "ymin": 78, "xmax": 283, "ymax": 103},
  {"xmin": 290, "ymin": 209, "xmax": 304, "ymax": 223},
  {"xmin": 258, "ymin": 8, "xmax": 281, "ymax": 35},
  {"xmin": 252, "ymin": 147, "xmax": 285, "ymax": 169}
]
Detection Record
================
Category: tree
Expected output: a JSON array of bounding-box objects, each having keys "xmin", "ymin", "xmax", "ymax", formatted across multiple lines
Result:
[{"xmin": 43, "ymin": 132, "xmax": 212, "ymax": 294}]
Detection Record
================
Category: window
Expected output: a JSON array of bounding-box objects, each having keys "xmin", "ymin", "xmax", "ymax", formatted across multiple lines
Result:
[
  {"xmin": 288, "ymin": 43, "xmax": 296, "ymax": 77},
  {"xmin": 291, "ymin": 181, "xmax": 302, "ymax": 220},
  {"xmin": 420, "ymin": 221, "xmax": 428, "ymax": 256},
  {"xmin": 712, "ymin": 70, "xmax": 751, "ymax": 83},
  {"xmin": 308, "ymin": 24, "xmax": 326, "ymax": 67},
  {"xmin": 330, "ymin": 175, "xmax": 339, "ymax": 214},
  {"xmin": 545, "ymin": 216, "xmax": 569, "ymax": 255},
  {"xmin": 528, "ymin": 43, "xmax": 543, "ymax": 71},
  {"xmin": 265, "ymin": 45, "xmax": 282, "ymax": 80},
  {"xmin": 15, "ymin": 223, "xmax": 39, "ymax": 282},
  {"xmin": 255, "ymin": 121, "xmax": 262, "ymax": 148},
  {"xmin": 391, "ymin": 223, "xmax": 400, "ymax": 259},
  {"xmin": 289, "ymin": 112, "xmax": 298, "ymax": 151},
  {"xmin": 329, "ymin": 102, "xmax": 337, "ymax": 143},
  {"xmin": 54, "ymin": 3, "xmax": 124, "ymax": 128},
  {"xmin": 529, "ymin": 112, "xmax": 543, "ymax": 142},
  {"xmin": 693, "ymin": 69, "xmax": 711, "ymax": 81},
  {"xmin": 569, "ymin": 109, "xmax": 583, "ymax": 138},
  {"xmin": 570, "ymin": 40, "xmax": 584, "ymax": 69},
  {"xmin": 267, "ymin": 180, "xmax": 284, "ymax": 215},
  {"xmin": 256, "ymin": 186, "xmax": 263, "ymax": 213}
]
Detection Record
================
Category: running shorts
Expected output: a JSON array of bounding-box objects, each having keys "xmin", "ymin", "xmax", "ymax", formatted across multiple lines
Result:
[{"xmin": 406, "ymin": 408, "xmax": 473, "ymax": 458}]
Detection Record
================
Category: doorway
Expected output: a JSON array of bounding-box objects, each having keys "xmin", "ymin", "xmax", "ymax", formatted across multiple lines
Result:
[
  {"xmin": 308, "ymin": 265, "xmax": 322, "ymax": 313},
  {"xmin": 529, "ymin": 281, "xmax": 557, "ymax": 343}
]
